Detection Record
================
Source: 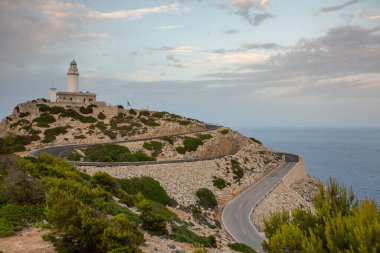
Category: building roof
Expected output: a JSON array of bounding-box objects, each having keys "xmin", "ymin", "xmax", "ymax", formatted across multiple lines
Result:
[{"xmin": 56, "ymin": 91, "xmax": 96, "ymax": 96}]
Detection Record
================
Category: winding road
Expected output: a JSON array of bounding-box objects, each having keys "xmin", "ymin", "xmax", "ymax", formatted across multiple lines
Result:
[
  {"xmin": 222, "ymin": 153, "xmax": 300, "ymax": 253},
  {"xmin": 28, "ymin": 124, "xmax": 224, "ymax": 166}
]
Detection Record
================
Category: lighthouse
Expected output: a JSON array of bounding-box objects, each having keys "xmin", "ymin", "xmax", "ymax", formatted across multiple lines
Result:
[{"xmin": 67, "ymin": 59, "xmax": 79, "ymax": 92}]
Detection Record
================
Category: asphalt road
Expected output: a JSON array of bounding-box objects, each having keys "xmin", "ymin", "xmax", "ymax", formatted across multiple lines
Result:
[{"xmin": 221, "ymin": 154, "xmax": 299, "ymax": 253}]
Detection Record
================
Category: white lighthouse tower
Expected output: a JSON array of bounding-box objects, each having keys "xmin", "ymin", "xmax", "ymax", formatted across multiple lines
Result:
[{"xmin": 67, "ymin": 59, "xmax": 79, "ymax": 92}]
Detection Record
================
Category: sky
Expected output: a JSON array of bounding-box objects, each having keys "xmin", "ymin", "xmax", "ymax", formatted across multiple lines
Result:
[{"xmin": 0, "ymin": 0, "xmax": 379, "ymax": 128}]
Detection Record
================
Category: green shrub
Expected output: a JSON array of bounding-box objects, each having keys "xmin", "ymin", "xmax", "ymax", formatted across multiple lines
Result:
[
  {"xmin": 49, "ymin": 106, "xmax": 66, "ymax": 114},
  {"xmin": 0, "ymin": 135, "xmax": 38, "ymax": 154},
  {"xmin": 178, "ymin": 120, "xmax": 191, "ymax": 126},
  {"xmin": 66, "ymin": 151, "xmax": 82, "ymax": 161},
  {"xmin": 19, "ymin": 112, "xmax": 30, "ymax": 118},
  {"xmin": 10, "ymin": 119, "xmax": 30, "ymax": 128},
  {"xmin": 74, "ymin": 134, "xmax": 86, "ymax": 139},
  {"xmin": 33, "ymin": 113, "xmax": 56, "ymax": 126},
  {"xmin": 140, "ymin": 208, "xmax": 168, "ymax": 236},
  {"xmin": 170, "ymin": 224, "xmax": 217, "ymax": 248},
  {"xmin": 37, "ymin": 104, "xmax": 51, "ymax": 112},
  {"xmin": 139, "ymin": 111, "xmax": 150, "ymax": 116},
  {"xmin": 95, "ymin": 121, "xmax": 107, "ymax": 130},
  {"xmin": 79, "ymin": 105, "xmax": 94, "ymax": 114},
  {"xmin": 152, "ymin": 111, "xmax": 167, "ymax": 118},
  {"xmin": 91, "ymin": 172, "xmax": 120, "ymax": 193},
  {"xmin": 220, "ymin": 129, "xmax": 229, "ymax": 134},
  {"xmin": 228, "ymin": 243, "xmax": 257, "ymax": 253},
  {"xmin": 129, "ymin": 109, "xmax": 137, "ymax": 115},
  {"xmin": 43, "ymin": 127, "xmax": 67, "ymax": 143},
  {"xmin": 199, "ymin": 134, "xmax": 213, "ymax": 140},
  {"xmin": 176, "ymin": 146, "xmax": 186, "ymax": 154},
  {"xmin": 61, "ymin": 109, "xmax": 97, "ymax": 123},
  {"xmin": 249, "ymin": 137, "xmax": 262, "ymax": 145},
  {"xmin": 141, "ymin": 118, "xmax": 160, "ymax": 127},
  {"xmin": 143, "ymin": 141, "xmax": 163, "ymax": 156},
  {"xmin": 160, "ymin": 136, "xmax": 175, "ymax": 145},
  {"xmin": 97, "ymin": 112, "xmax": 106, "ymax": 120},
  {"xmin": 102, "ymin": 130, "xmax": 117, "ymax": 139},
  {"xmin": 231, "ymin": 160, "xmax": 244, "ymax": 181},
  {"xmin": 212, "ymin": 178, "xmax": 227, "ymax": 190},
  {"xmin": 182, "ymin": 137, "xmax": 203, "ymax": 152},
  {"xmin": 0, "ymin": 204, "xmax": 44, "ymax": 237},
  {"xmin": 196, "ymin": 188, "xmax": 217, "ymax": 209},
  {"xmin": 119, "ymin": 177, "xmax": 172, "ymax": 206},
  {"xmin": 83, "ymin": 144, "xmax": 155, "ymax": 162}
]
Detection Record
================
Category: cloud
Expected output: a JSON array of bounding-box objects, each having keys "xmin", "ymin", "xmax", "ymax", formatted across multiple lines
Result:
[
  {"xmin": 157, "ymin": 25, "xmax": 183, "ymax": 29},
  {"xmin": 361, "ymin": 8, "xmax": 380, "ymax": 20},
  {"xmin": 147, "ymin": 46, "xmax": 201, "ymax": 53},
  {"xmin": 224, "ymin": 29, "xmax": 239, "ymax": 35},
  {"xmin": 319, "ymin": 0, "xmax": 359, "ymax": 13},
  {"xmin": 167, "ymin": 55, "xmax": 181, "ymax": 63},
  {"xmin": 241, "ymin": 43, "xmax": 282, "ymax": 50},
  {"xmin": 214, "ymin": 0, "xmax": 274, "ymax": 26}
]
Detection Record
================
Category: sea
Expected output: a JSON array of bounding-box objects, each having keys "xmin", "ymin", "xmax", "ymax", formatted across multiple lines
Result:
[{"xmin": 237, "ymin": 127, "xmax": 380, "ymax": 207}]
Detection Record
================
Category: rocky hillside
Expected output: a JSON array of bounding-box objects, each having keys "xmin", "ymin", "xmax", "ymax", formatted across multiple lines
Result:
[{"xmin": 0, "ymin": 99, "xmax": 206, "ymax": 152}]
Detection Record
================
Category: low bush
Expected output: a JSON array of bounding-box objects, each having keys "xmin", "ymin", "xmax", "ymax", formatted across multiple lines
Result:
[
  {"xmin": 102, "ymin": 130, "xmax": 117, "ymax": 139},
  {"xmin": 141, "ymin": 118, "xmax": 160, "ymax": 127},
  {"xmin": 178, "ymin": 120, "xmax": 191, "ymax": 126},
  {"xmin": 33, "ymin": 113, "xmax": 56, "ymax": 127},
  {"xmin": 19, "ymin": 112, "xmax": 30, "ymax": 118},
  {"xmin": 249, "ymin": 137, "xmax": 262, "ymax": 145},
  {"xmin": 139, "ymin": 111, "xmax": 150, "ymax": 117},
  {"xmin": 199, "ymin": 134, "xmax": 213, "ymax": 140},
  {"xmin": 61, "ymin": 109, "xmax": 97, "ymax": 123},
  {"xmin": 37, "ymin": 104, "xmax": 51, "ymax": 112},
  {"xmin": 83, "ymin": 144, "xmax": 155, "ymax": 162},
  {"xmin": 65, "ymin": 151, "xmax": 82, "ymax": 161},
  {"xmin": 0, "ymin": 135, "xmax": 38, "ymax": 154},
  {"xmin": 152, "ymin": 111, "xmax": 167, "ymax": 118},
  {"xmin": 220, "ymin": 129, "xmax": 229, "ymax": 134},
  {"xmin": 43, "ymin": 127, "xmax": 67, "ymax": 143},
  {"xmin": 10, "ymin": 119, "xmax": 30, "ymax": 128},
  {"xmin": 176, "ymin": 146, "xmax": 186, "ymax": 154},
  {"xmin": 170, "ymin": 224, "xmax": 217, "ymax": 248},
  {"xmin": 196, "ymin": 188, "xmax": 218, "ymax": 209},
  {"xmin": 160, "ymin": 136, "xmax": 175, "ymax": 145},
  {"xmin": 95, "ymin": 121, "xmax": 107, "ymax": 130},
  {"xmin": 79, "ymin": 105, "xmax": 94, "ymax": 114},
  {"xmin": 97, "ymin": 112, "xmax": 106, "ymax": 120},
  {"xmin": 119, "ymin": 177, "xmax": 172, "ymax": 206},
  {"xmin": 143, "ymin": 141, "xmax": 163, "ymax": 156},
  {"xmin": 129, "ymin": 109, "xmax": 137, "ymax": 115},
  {"xmin": 231, "ymin": 160, "xmax": 244, "ymax": 181},
  {"xmin": 178, "ymin": 137, "xmax": 203, "ymax": 153},
  {"xmin": 91, "ymin": 172, "xmax": 120, "ymax": 193},
  {"xmin": 49, "ymin": 106, "xmax": 66, "ymax": 114},
  {"xmin": 228, "ymin": 243, "xmax": 257, "ymax": 253},
  {"xmin": 212, "ymin": 178, "xmax": 227, "ymax": 190}
]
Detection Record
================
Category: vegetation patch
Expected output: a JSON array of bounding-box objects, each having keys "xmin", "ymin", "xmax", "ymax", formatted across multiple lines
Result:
[
  {"xmin": 228, "ymin": 243, "xmax": 257, "ymax": 253},
  {"xmin": 102, "ymin": 129, "xmax": 117, "ymax": 139},
  {"xmin": 33, "ymin": 113, "xmax": 56, "ymax": 127},
  {"xmin": 83, "ymin": 144, "xmax": 155, "ymax": 162},
  {"xmin": 169, "ymin": 224, "xmax": 217, "ymax": 248},
  {"xmin": 160, "ymin": 136, "xmax": 175, "ymax": 145},
  {"xmin": 19, "ymin": 112, "xmax": 30, "ymax": 118},
  {"xmin": 143, "ymin": 141, "xmax": 163, "ymax": 156},
  {"xmin": 119, "ymin": 177, "xmax": 172, "ymax": 206},
  {"xmin": 152, "ymin": 111, "xmax": 167, "ymax": 118},
  {"xmin": 36, "ymin": 104, "xmax": 51, "ymax": 112},
  {"xmin": 199, "ymin": 134, "xmax": 213, "ymax": 140},
  {"xmin": 178, "ymin": 120, "xmax": 191, "ymax": 126},
  {"xmin": 0, "ymin": 135, "xmax": 39, "ymax": 154},
  {"xmin": 97, "ymin": 112, "xmax": 106, "ymax": 120},
  {"xmin": 79, "ymin": 105, "xmax": 96, "ymax": 114},
  {"xmin": 230, "ymin": 159, "xmax": 244, "ymax": 181},
  {"xmin": 95, "ymin": 121, "xmax": 107, "ymax": 130},
  {"xmin": 10, "ymin": 119, "xmax": 30, "ymax": 128},
  {"xmin": 196, "ymin": 188, "xmax": 218, "ymax": 209},
  {"xmin": 141, "ymin": 118, "xmax": 160, "ymax": 127},
  {"xmin": 61, "ymin": 109, "xmax": 97, "ymax": 123},
  {"xmin": 43, "ymin": 126, "xmax": 68, "ymax": 143},
  {"xmin": 176, "ymin": 137, "xmax": 204, "ymax": 154},
  {"xmin": 65, "ymin": 150, "xmax": 82, "ymax": 161},
  {"xmin": 220, "ymin": 129, "xmax": 229, "ymax": 134},
  {"xmin": 212, "ymin": 177, "xmax": 227, "ymax": 190},
  {"xmin": 249, "ymin": 137, "xmax": 262, "ymax": 145}
]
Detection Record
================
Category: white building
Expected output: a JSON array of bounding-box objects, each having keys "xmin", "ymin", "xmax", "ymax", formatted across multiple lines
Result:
[{"xmin": 49, "ymin": 60, "xmax": 98, "ymax": 105}]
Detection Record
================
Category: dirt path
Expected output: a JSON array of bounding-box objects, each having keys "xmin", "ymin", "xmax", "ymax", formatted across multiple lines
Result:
[{"xmin": 0, "ymin": 227, "xmax": 55, "ymax": 253}]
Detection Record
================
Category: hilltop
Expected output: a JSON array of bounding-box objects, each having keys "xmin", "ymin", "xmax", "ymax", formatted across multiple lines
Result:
[{"xmin": 0, "ymin": 100, "xmax": 317, "ymax": 253}]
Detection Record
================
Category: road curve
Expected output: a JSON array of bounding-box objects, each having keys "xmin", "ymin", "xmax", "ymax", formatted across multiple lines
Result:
[
  {"xmin": 27, "ymin": 124, "xmax": 223, "ymax": 166},
  {"xmin": 221, "ymin": 154, "xmax": 299, "ymax": 253}
]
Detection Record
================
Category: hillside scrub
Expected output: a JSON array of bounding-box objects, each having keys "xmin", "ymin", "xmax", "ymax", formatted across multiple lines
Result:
[
  {"xmin": 262, "ymin": 178, "xmax": 380, "ymax": 252},
  {"xmin": 83, "ymin": 144, "xmax": 155, "ymax": 162},
  {"xmin": 143, "ymin": 141, "xmax": 163, "ymax": 156},
  {"xmin": 33, "ymin": 113, "xmax": 56, "ymax": 127},
  {"xmin": 228, "ymin": 243, "xmax": 257, "ymax": 253},
  {"xmin": 43, "ymin": 126, "xmax": 68, "ymax": 143},
  {"xmin": 176, "ymin": 136, "xmax": 204, "ymax": 154},
  {"xmin": 196, "ymin": 188, "xmax": 218, "ymax": 209},
  {"xmin": 119, "ymin": 177, "xmax": 172, "ymax": 206},
  {"xmin": 0, "ymin": 135, "xmax": 39, "ymax": 154}
]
